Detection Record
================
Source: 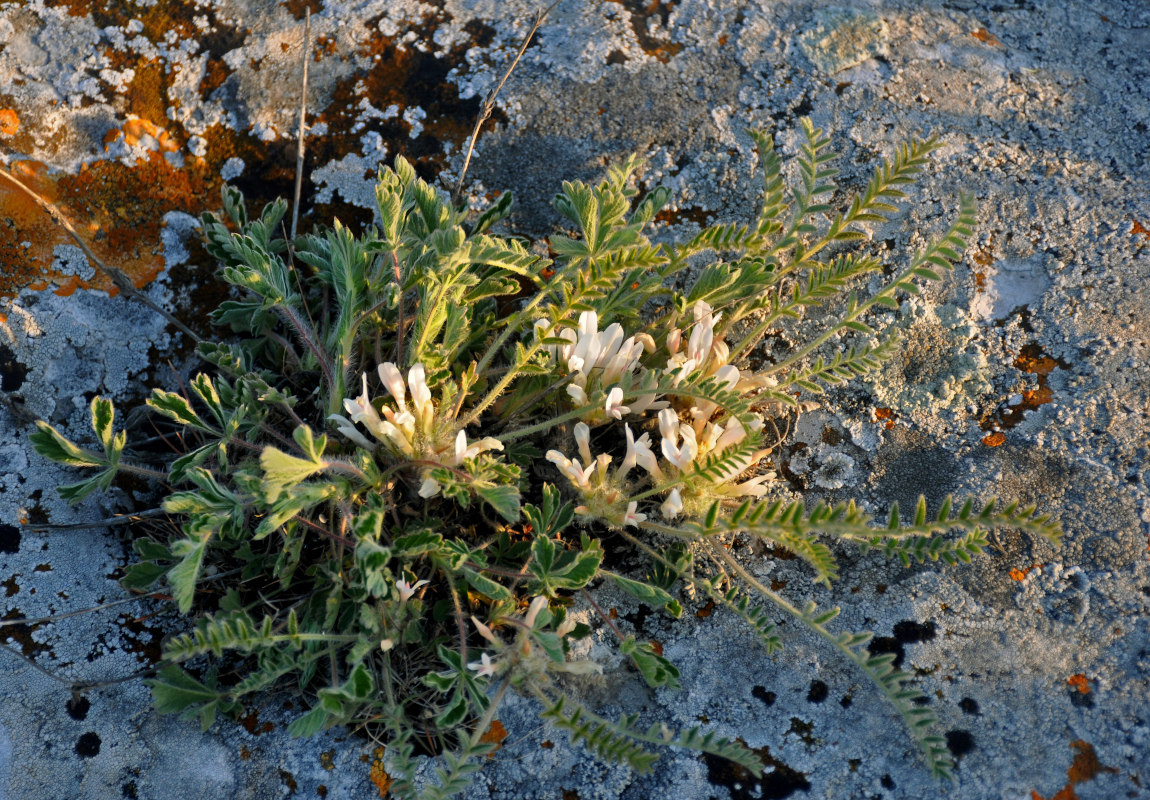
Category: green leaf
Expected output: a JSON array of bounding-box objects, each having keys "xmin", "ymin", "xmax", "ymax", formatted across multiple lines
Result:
[
  {"xmin": 29, "ymin": 421, "xmax": 102, "ymax": 468},
  {"xmin": 169, "ymin": 443, "xmax": 218, "ymax": 484},
  {"xmin": 255, "ymin": 482, "xmax": 338, "ymax": 539},
  {"xmin": 462, "ymin": 567, "xmax": 512, "ymax": 601},
  {"xmin": 474, "ymin": 483, "xmax": 520, "ymax": 523},
  {"xmin": 620, "ymin": 635, "xmax": 681, "ymax": 689},
  {"xmin": 148, "ymin": 389, "xmax": 215, "ymax": 432},
  {"xmin": 148, "ymin": 665, "xmax": 225, "ymax": 731},
  {"xmin": 90, "ymin": 396, "xmax": 116, "ymax": 454},
  {"xmin": 287, "ymin": 705, "xmax": 332, "ymax": 738},
  {"xmin": 259, "ymin": 435, "xmax": 330, "ymax": 501},
  {"xmin": 605, "ymin": 572, "xmax": 679, "ymax": 616},
  {"xmin": 56, "ymin": 470, "xmax": 116, "ymax": 504},
  {"xmin": 168, "ymin": 535, "xmax": 209, "ymax": 614},
  {"xmin": 293, "ymin": 425, "xmax": 328, "ymax": 461},
  {"xmin": 120, "ymin": 560, "xmax": 169, "ymax": 592},
  {"xmin": 532, "ymin": 534, "xmax": 556, "ymax": 573},
  {"xmin": 523, "ymin": 484, "xmax": 575, "ymax": 537},
  {"xmin": 394, "ymin": 530, "xmax": 445, "ymax": 557},
  {"xmin": 527, "ymin": 533, "xmax": 604, "ymax": 595}
]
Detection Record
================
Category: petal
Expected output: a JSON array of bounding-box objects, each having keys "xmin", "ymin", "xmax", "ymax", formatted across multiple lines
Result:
[
  {"xmin": 408, "ymin": 363, "xmax": 432, "ymax": 411},
  {"xmin": 566, "ymin": 384, "xmax": 588, "ymax": 405},
  {"xmin": 377, "ymin": 362, "xmax": 407, "ymax": 411},
  {"xmin": 574, "ymin": 422, "xmax": 592, "ymax": 464}
]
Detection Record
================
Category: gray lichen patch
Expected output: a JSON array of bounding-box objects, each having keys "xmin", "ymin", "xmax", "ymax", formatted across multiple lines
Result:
[
  {"xmin": 866, "ymin": 298, "xmax": 991, "ymax": 421},
  {"xmin": 796, "ymin": 7, "xmax": 890, "ymax": 75}
]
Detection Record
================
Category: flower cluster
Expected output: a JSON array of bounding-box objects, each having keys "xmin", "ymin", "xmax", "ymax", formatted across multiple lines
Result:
[
  {"xmin": 546, "ymin": 422, "xmax": 653, "ymax": 527},
  {"xmin": 655, "ymin": 408, "xmax": 775, "ymax": 505},
  {"xmin": 539, "ymin": 300, "xmax": 780, "ymax": 523},
  {"xmin": 465, "ymin": 596, "xmax": 593, "ymax": 680},
  {"xmin": 535, "ymin": 311, "xmax": 663, "ymax": 424},
  {"xmin": 330, "ymin": 362, "xmax": 504, "ymax": 497}
]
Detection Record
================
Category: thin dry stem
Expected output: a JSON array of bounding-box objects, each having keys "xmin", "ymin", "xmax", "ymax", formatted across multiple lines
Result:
[
  {"xmin": 451, "ymin": 2, "xmax": 557, "ymax": 206},
  {"xmin": 290, "ymin": 8, "xmax": 312, "ymax": 242}
]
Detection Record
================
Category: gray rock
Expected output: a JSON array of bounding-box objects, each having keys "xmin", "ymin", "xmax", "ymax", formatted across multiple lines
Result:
[{"xmin": 1, "ymin": 1, "xmax": 1147, "ymax": 798}]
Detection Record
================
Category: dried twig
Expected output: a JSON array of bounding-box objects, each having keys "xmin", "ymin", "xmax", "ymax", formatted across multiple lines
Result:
[
  {"xmin": 451, "ymin": 2, "xmax": 557, "ymax": 206},
  {"xmin": 0, "ymin": 163, "xmax": 202, "ymax": 343},
  {"xmin": 290, "ymin": 8, "xmax": 312, "ymax": 242},
  {"xmin": 21, "ymin": 507, "xmax": 168, "ymax": 532}
]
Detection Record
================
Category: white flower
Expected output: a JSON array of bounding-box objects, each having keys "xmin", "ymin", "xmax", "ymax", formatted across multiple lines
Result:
[
  {"xmin": 604, "ymin": 387, "xmax": 630, "ymax": 419},
  {"xmin": 544, "ymin": 311, "xmax": 651, "ymax": 422},
  {"xmin": 328, "ymin": 413, "xmax": 376, "ymax": 450},
  {"xmin": 619, "ymin": 424, "xmax": 642, "ymax": 479},
  {"xmin": 546, "ymin": 449, "xmax": 594, "ymax": 490},
  {"xmin": 418, "ymin": 476, "xmax": 441, "ymax": 498},
  {"xmin": 622, "ymin": 501, "xmax": 647, "ymax": 527},
  {"xmin": 594, "ymin": 452, "xmax": 613, "ymax": 484},
  {"xmin": 377, "ymin": 362, "xmax": 408, "ymax": 415},
  {"xmin": 714, "ymin": 417, "xmax": 747, "ymax": 452},
  {"xmin": 659, "ymin": 409, "xmax": 697, "ymax": 471},
  {"xmin": 472, "ymin": 616, "xmax": 498, "ymax": 643},
  {"xmin": 731, "ymin": 472, "xmax": 775, "ymax": 497},
  {"xmin": 556, "ymin": 615, "xmax": 578, "ymax": 637},
  {"xmin": 535, "ymin": 319, "xmax": 577, "ymax": 364},
  {"xmin": 396, "ymin": 578, "xmax": 429, "ymax": 602},
  {"xmin": 574, "ymin": 422, "xmax": 593, "ymax": 464},
  {"xmin": 451, "ymin": 429, "xmax": 503, "ymax": 466},
  {"xmin": 687, "ymin": 300, "xmax": 722, "ymax": 364},
  {"xmin": 407, "ymin": 363, "xmax": 434, "ymax": 427},
  {"xmin": 523, "ymin": 596, "xmax": 549, "ymax": 629},
  {"xmin": 344, "ymin": 373, "xmax": 387, "ymax": 437},
  {"xmin": 660, "ymin": 488, "xmax": 683, "ymax": 519},
  {"xmin": 467, "ymin": 652, "xmax": 499, "ymax": 677},
  {"xmin": 379, "ymin": 638, "xmax": 395, "ymax": 652},
  {"xmin": 567, "ymin": 383, "xmax": 589, "ymax": 405}
]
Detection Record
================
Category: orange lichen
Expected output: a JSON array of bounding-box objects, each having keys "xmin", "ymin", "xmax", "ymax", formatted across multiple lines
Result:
[
  {"xmin": 696, "ymin": 599, "xmax": 715, "ymax": 619},
  {"xmin": 1010, "ymin": 564, "xmax": 1042, "ymax": 581},
  {"xmin": 981, "ymin": 342, "xmax": 1067, "ymax": 434},
  {"xmin": 1131, "ymin": 219, "xmax": 1150, "ymax": 239},
  {"xmin": 604, "ymin": 0, "xmax": 684, "ymax": 63},
  {"xmin": 971, "ymin": 28, "xmax": 1002, "ymax": 46},
  {"xmin": 1016, "ymin": 349, "xmax": 1059, "ymax": 377},
  {"xmin": 872, "ymin": 406, "xmax": 896, "ymax": 429},
  {"xmin": 1031, "ymin": 789, "xmax": 1076, "ymax": 800},
  {"xmin": 112, "ymin": 117, "xmax": 181, "ymax": 152},
  {"xmin": 0, "ymin": 144, "xmax": 225, "ymax": 300},
  {"xmin": 1031, "ymin": 740, "xmax": 1117, "ymax": 800},
  {"xmin": 369, "ymin": 747, "xmax": 392, "ymax": 798},
  {"xmin": 1066, "ymin": 674, "xmax": 1090, "ymax": 694},
  {"xmin": 238, "ymin": 708, "xmax": 275, "ymax": 735},
  {"xmin": 479, "ymin": 719, "xmax": 508, "ymax": 756},
  {"xmin": 0, "ymin": 109, "xmax": 18, "ymax": 136},
  {"xmin": 982, "ymin": 431, "xmax": 1006, "ymax": 447},
  {"xmin": 1066, "ymin": 740, "xmax": 1113, "ymax": 783},
  {"xmin": 0, "ymin": 3, "xmax": 510, "ymax": 307}
]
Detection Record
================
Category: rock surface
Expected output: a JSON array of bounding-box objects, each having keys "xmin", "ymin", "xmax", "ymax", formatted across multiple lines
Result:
[{"xmin": 1, "ymin": 1, "xmax": 1147, "ymax": 799}]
